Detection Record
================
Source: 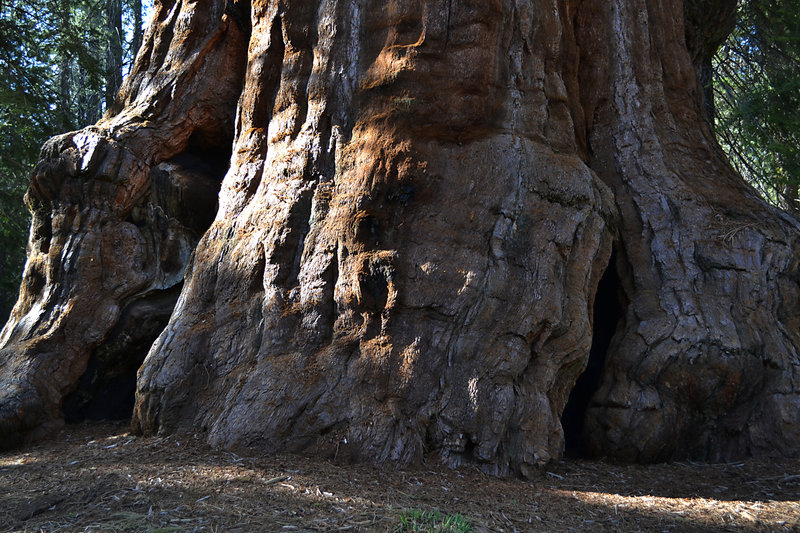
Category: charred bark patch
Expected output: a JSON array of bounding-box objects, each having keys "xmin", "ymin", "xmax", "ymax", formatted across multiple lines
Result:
[
  {"xmin": 354, "ymin": 211, "xmax": 382, "ymax": 248},
  {"xmin": 246, "ymin": 11, "xmax": 286, "ymax": 132},
  {"xmin": 270, "ymin": 188, "xmax": 315, "ymax": 289},
  {"xmin": 30, "ymin": 212, "xmax": 52, "ymax": 255}
]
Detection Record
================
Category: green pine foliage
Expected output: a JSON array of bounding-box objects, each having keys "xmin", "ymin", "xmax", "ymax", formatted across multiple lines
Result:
[
  {"xmin": 0, "ymin": 0, "xmax": 148, "ymax": 323},
  {"xmin": 714, "ymin": 0, "xmax": 800, "ymax": 213}
]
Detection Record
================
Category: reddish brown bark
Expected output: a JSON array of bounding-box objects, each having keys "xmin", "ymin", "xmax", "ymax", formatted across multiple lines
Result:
[
  {"xmin": 0, "ymin": 2, "xmax": 249, "ymax": 448},
  {"xmin": 1, "ymin": 0, "xmax": 798, "ymax": 476}
]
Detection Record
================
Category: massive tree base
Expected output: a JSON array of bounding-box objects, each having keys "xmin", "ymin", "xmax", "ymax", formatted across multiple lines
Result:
[{"xmin": 1, "ymin": 0, "xmax": 798, "ymax": 476}]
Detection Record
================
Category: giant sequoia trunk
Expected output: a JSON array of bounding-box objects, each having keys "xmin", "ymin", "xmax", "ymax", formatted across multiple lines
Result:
[{"xmin": 1, "ymin": 0, "xmax": 798, "ymax": 476}]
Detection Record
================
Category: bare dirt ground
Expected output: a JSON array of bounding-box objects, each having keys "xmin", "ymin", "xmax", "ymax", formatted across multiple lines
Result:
[{"xmin": 1, "ymin": 421, "xmax": 799, "ymax": 532}]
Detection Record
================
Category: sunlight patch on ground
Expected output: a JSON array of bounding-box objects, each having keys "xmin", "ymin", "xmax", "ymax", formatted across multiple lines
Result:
[
  {"xmin": 3, "ymin": 422, "xmax": 800, "ymax": 532},
  {"xmin": 559, "ymin": 489, "xmax": 799, "ymax": 531}
]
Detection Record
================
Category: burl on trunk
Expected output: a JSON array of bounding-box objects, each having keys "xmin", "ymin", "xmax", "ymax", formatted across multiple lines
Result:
[{"xmin": 1, "ymin": 0, "xmax": 798, "ymax": 477}]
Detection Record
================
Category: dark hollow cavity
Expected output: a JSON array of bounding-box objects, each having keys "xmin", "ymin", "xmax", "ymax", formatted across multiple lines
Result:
[
  {"xmin": 561, "ymin": 253, "xmax": 624, "ymax": 457},
  {"xmin": 62, "ymin": 286, "xmax": 183, "ymax": 422},
  {"xmin": 62, "ymin": 136, "xmax": 231, "ymax": 423}
]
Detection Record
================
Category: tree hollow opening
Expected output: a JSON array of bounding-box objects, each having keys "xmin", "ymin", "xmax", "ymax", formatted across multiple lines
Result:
[
  {"xmin": 62, "ymin": 133, "xmax": 231, "ymax": 423},
  {"xmin": 561, "ymin": 252, "xmax": 625, "ymax": 457}
]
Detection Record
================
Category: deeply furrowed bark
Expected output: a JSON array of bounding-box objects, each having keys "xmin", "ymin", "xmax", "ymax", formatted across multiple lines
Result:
[
  {"xmin": 0, "ymin": 0, "xmax": 798, "ymax": 475},
  {"xmin": 131, "ymin": 0, "xmax": 615, "ymax": 477},
  {"xmin": 579, "ymin": 0, "xmax": 800, "ymax": 462},
  {"xmin": 0, "ymin": 3, "xmax": 249, "ymax": 447}
]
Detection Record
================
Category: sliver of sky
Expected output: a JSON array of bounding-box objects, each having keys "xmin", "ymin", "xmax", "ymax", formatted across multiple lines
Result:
[
  {"xmin": 124, "ymin": 0, "xmax": 155, "ymax": 79},
  {"xmin": 144, "ymin": 0, "xmax": 155, "ymax": 25}
]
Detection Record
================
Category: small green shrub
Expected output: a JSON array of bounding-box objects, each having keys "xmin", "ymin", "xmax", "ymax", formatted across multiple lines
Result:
[{"xmin": 394, "ymin": 508, "xmax": 472, "ymax": 533}]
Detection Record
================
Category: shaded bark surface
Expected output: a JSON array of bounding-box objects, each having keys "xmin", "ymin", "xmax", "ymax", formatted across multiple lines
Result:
[
  {"xmin": 0, "ymin": 3, "xmax": 249, "ymax": 449},
  {"xmin": 579, "ymin": 0, "xmax": 800, "ymax": 462},
  {"xmin": 132, "ymin": 0, "xmax": 615, "ymax": 478},
  {"xmin": 0, "ymin": 0, "xmax": 798, "ymax": 476}
]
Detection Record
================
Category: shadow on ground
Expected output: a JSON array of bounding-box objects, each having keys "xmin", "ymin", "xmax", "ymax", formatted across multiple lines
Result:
[{"xmin": 1, "ymin": 422, "xmax": 798, "ymax": 532}]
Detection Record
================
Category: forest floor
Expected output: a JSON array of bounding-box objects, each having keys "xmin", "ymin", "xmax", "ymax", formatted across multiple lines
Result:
[{"xmin": 1, "ymin": 422, "xmax": 799, "ymax": 532}]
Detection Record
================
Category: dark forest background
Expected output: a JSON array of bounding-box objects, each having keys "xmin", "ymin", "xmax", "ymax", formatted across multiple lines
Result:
[{"xmin": 0, "ymin": 0, "xmax": 150, "ymax": 322}]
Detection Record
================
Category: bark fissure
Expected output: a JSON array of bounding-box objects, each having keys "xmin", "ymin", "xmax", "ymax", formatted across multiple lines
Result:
[
  {"xmin": 575, "ymin": 0, "xmax": 800, "ymax": 462},
  {"xmin": 0, "ymin": 1, "xmax": 249, "ymax": 448},
  {"xmin": 1, "ymin": 0, "xmax": 799, "ymax": 474}
]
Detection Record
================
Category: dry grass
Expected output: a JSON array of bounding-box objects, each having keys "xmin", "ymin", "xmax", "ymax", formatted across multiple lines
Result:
[{"xmin": 1, "ymin": 422, "xmax": 799, "ymax": 532}]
